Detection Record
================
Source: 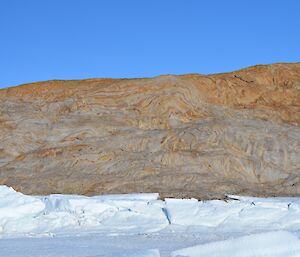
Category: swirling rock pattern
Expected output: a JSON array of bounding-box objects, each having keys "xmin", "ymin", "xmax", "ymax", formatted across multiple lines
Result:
[{"xmin": 0, "ymin": 63, "xmax": 300, "ymax": 199}]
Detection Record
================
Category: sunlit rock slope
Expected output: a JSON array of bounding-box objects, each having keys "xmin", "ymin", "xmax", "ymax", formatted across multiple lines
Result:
[{"xmin": 0, "ymin": 63, "xmax": 300, "ymax": 199}]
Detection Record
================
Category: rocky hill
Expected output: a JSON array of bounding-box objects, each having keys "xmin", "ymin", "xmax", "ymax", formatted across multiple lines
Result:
[{"xmin": 0, "ymin": 63, "xmax": 300, "ymax": 199}]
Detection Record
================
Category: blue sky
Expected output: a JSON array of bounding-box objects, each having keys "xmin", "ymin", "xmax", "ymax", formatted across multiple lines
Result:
[{"xmin": 0, "ymin": 0, "xmax": 299, "ymax": 89}]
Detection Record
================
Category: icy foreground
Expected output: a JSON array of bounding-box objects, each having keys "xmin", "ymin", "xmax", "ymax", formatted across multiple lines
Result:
[
  {"xmin": 0, "ymin": 186, "xmax": 167, "ymax": 235},
  {"xmin": 171, "ymin": 231, "xmax": 300, "ymax": 257},
  {"xmin": 2, "ymin": 185, "xmax": 300, "ymax": 256},
  {"xmin": 2, "ymin": 185, "xmax": 300, "ymax": 235}
]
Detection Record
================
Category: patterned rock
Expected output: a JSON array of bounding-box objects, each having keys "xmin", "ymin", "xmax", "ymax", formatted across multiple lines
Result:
[{"xmin": 0, "ymin": 63, "xmax": 300, "ymax": 199}]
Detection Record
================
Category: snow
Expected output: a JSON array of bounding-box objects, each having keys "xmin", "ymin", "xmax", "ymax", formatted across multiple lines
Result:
[
  {"xmin": 170, "ymin": 231, "xmax": 300, "ymax": 257},
  {"xmin": 0, "ymin": 186, "xmax": 45, "ymax": 234},
  {"xmin": 165, "ymin": 196, "xmax": 300, "ymax": 232},
  {"xmin": 165, "ymin": 198, "xmax": 244, "ymax": 227},
  {"xmin": 0, "ymin": 186, "xmax": 45, "ymax": 219},
  {"xmin": 0, "ymin": 228, "xmax": 234, "ymax": 257},
  {"xmin": 0, "ymin": 186, "xmax": 167, "ymax": 236},
  {"xmin": 2, "ymin": 185, "xmax": 300, "ymax": 236},
  {"xmin": 100, "ymin": 249, "xmax": 160, "ymax": 257},
  {"xmin": 2, "ymin": 185, "xmax": 300, "ymax": 256}
]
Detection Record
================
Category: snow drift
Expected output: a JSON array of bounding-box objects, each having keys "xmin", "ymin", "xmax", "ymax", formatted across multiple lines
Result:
[
  {"xmin": 165, "ymin": 196, "xmax": 300, "ymax": 232},
  {"xmin": 0, "ymin": 186, "xmax": 167, "ymax": 236},
  {"xmin": 2, "ymin": 185, "xmax": 300, "ymax": 237},
  {"xmin": 171, "ymin": 231, "xmax": 300, "ymax": 257}
]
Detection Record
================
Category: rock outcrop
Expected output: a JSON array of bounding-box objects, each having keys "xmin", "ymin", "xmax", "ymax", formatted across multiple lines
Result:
[{"xmin": 0, "ymin": 63, "xmax": 300, "ymax": 199}]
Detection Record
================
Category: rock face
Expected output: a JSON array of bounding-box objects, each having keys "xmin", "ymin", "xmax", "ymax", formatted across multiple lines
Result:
[{"xmin": 0, "ymin": 63, "xmax": 300, "ymax": 199}]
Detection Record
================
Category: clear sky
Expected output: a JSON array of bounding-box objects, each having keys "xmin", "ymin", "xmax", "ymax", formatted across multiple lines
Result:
[{"xmin": 1, "ymin": 0, "xmax": 299, "ymax": 89}]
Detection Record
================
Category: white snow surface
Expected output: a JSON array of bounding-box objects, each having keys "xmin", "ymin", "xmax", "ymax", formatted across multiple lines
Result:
[
  {"xmin": 2, "ymin": 185, "xmax": 300, "ymax": 236},
  {"xmin": 165, "ymin": 196, "xmax": 300, "ymax": 232},
  {"xmin": 94, "ymin": 249, "xmax": 161, "ymax": 257},
  {"xmin": 2, "ymin": 185, "xmax": 300, "ymax": 256},
  {"xmin": 0, "ymin": 186, "xmax": 167, "ymax": 236},
  {"xmin": 170, "ymin": 231, "xmax": 300, "ymax": 257}
]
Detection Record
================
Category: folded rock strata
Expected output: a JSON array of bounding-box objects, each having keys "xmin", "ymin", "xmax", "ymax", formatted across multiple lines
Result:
[{"xmin": 0, "ymin": 63, "xmax": 300, "ymax": 199}]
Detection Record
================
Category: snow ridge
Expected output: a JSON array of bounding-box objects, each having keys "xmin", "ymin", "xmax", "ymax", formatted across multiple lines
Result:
[{"xmin": 2, "ymin": 185, "xmax": 300, "ymax": 237}]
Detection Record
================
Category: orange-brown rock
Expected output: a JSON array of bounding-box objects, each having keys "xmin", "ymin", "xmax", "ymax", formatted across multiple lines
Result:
[{"xmin": 0, "ymin": 63, "xmax": 300, "ymax": 199}]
